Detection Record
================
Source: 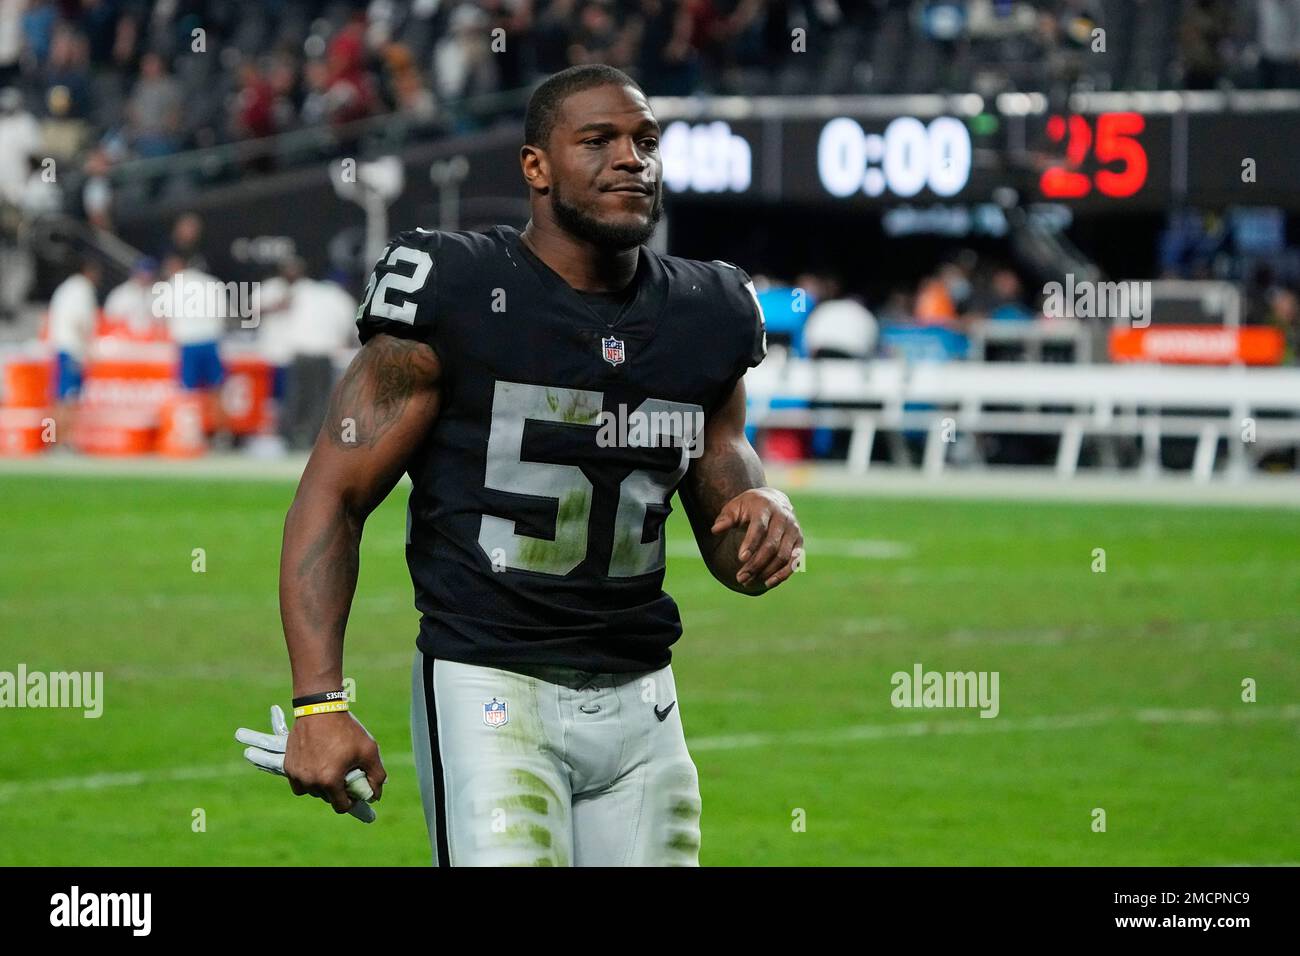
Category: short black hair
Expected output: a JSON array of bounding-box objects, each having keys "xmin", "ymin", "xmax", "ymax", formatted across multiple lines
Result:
[{"xmin": 524, "ymin": 64, "xmax": 644, "ymax": 149}]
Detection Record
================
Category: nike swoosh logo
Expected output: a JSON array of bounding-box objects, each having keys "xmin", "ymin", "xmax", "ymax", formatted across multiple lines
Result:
[{"xmin": 654, "ymin": 702, "xmax": 676, "ymax": 722}]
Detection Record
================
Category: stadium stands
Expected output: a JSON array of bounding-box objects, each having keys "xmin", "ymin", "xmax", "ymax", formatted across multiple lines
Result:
[{"xmin": 1, "ymin": 1, "xmax": 1298, "ymax": 475}]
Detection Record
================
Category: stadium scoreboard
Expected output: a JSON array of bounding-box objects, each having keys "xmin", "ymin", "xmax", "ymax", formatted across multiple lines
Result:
[
  {"xmin": 654, "ymin": 93, "xmax": 1300, "ymax": 212},
  {"xmin": 122, "ymin": 93, "xmax": 1300, "ymax": 284}
]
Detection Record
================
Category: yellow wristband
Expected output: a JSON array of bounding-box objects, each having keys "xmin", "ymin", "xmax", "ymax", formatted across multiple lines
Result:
[{"xmin": 293, "ymin": 700, "xmax": 350, "ymax": 718}]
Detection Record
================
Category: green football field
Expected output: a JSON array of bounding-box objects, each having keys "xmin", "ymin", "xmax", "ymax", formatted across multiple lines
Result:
[{"xmin": 1, "ymin": 472, "xmax": 1297, "ymax": 866}]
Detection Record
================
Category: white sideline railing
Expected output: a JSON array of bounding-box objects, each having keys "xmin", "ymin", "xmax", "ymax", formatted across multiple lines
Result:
[{"xmin": 743, "ymin": 358, "xmax": 1300, "ymax": 482}]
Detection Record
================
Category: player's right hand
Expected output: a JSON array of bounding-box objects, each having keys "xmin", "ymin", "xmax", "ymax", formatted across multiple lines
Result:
[
  {"xmin": 236, "ymin": 704, "xmax": 385, "ymax": 822},
  {"xmin": 283, "ymin": 707, "xmax": 387, "ymax": 815}
]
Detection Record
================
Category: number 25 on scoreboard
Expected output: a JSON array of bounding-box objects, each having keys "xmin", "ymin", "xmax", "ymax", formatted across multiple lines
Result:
[{"xmin": 1039, "ymin": 111, "xmax": 1148, "ymax": 200}]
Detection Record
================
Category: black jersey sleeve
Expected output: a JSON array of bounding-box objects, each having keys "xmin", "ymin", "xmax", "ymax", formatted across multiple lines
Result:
[
  {"xmin": 736, "ymin": 265, "xmax": 768, "ymax": 369},
  {"xmin": 355, "ymin": 229, "xmax": 440, "ymax": 346},
  {"xmin": 713, "ymin": 260, "xmax": 767, "ymax": 372}
]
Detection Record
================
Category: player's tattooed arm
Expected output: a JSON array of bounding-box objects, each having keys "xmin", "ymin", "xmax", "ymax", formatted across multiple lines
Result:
[
  {"xmin": 324, "ymin": 333, "xmax": 440, "ymax": 449},
  {"xmin": 276, "ymin": 334, "xmax": 438, "ymax": 811},
  {"xmin": 280, "ymin": 334, "xmax": 442, "ymax": 695},
  {"xmin": 679, "ymin": 376, "xmax": 803, "ymax": 595}
]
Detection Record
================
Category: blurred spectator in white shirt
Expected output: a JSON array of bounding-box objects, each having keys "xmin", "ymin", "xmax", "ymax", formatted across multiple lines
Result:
[
  {"xmin": 0, "ymin": 86, "xmax": 41, "ymax": 205},
  {"xmin": 278, "ymin": 259, "xmax": 358, "ymax": 450},
  {"xmin": 103, "ymin": 256, "xmax": 161, "ymax": 336},
  {"xmin": 19, "ymin": 156, "xmax": 61, "ymax": 213},
  {"xmin": 287, "ymin": 270, "xmax": 358, "ymax": 357},
  {"xmin": 803, "ymin": 298, "xmax": 879, "ymax": 359},
  {"xmin": 157, "ymin": 254, "xmax": 230, "ymax": 441},
  {"xmin": 160, "ymin": 257, "xmax": 226, "ymax": 346},
  {"xmin": 48, "ymin": 259, "xmax": 102, "ymax": 432},
  {"xmin": 252, "ymin": 268, "xmax": 294, "ymax": 367}
]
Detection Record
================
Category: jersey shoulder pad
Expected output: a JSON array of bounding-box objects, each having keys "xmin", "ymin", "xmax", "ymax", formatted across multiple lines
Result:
[{"xmin": 355, "ymin": 228, "xmax": 442, "ymax": 345}]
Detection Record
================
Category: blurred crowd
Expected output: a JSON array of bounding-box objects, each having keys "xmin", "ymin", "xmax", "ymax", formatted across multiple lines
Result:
[
  {"xmin": 0, "ymin": 0, "xmax": 1297, "ymax": 224},
  {"xmin": 3, "ymin": 2, "xmax": 1299, "ymax": 365},
  {"xmin": 754, "ymin": 242, "xmax": 1300, "ymax": 366},
  {"xmin": 0, "ymin": 0, "xmax": 1298, "ymax": 170},
  {"xmin": 39, "ymin": 209, "xmax": 361, "ymax": 451},
  {"xmin": 753, "ymin": 257, "xmax": 1043, "ymax": 361}
]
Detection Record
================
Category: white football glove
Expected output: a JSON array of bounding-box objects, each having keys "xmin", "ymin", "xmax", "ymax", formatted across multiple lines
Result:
[{"xmin": 235, "ymin": 704, "xmax": 377, "ymax": 823}]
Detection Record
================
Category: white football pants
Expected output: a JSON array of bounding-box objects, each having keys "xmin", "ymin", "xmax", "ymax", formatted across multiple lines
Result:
[{"xmin": 410, "ymin": 652, "xmax": 702, "ymax": 866}]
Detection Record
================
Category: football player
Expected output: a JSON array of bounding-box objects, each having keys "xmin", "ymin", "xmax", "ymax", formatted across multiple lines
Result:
[{"xmin": 271, "ymin": 64, "xmax": 803, "ymax": 865}]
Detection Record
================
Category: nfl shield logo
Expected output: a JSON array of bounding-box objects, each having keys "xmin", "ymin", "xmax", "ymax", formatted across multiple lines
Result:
[
  {"xmin": 601, "ymin": 336, "xmax": 625, "ymax": 366},
  {"xmin": 483, "ymin": 698, "xmax": 508, "ymax": 728}
]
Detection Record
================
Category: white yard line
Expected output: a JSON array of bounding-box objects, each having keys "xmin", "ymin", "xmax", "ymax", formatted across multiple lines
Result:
[
  {"xmin": 3, "ymin": 703, "xmax": 1295, "ymax": 803},
  {"xmin": 0, "ymin": 453, "xmax": 315, "ymax": 483},
  {"xmin": 688, "ymin": 703, "xmax": 1300, "ymax": 751}
]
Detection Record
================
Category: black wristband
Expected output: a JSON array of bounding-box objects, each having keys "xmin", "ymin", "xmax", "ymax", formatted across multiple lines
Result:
[{"xmin": 292, "ymin": 689, "xmax": 349, "ymax": 708}]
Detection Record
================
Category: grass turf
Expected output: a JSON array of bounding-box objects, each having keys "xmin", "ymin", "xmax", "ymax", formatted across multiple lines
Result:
[{"xmin": 0, "ymin": 474, "xmax": 1296, "ymax": 865}]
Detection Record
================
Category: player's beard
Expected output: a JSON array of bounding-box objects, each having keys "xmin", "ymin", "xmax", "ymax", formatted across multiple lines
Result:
[{"xmin": 550, "ymin": 180, "xmax": 663, "ymax": 250}]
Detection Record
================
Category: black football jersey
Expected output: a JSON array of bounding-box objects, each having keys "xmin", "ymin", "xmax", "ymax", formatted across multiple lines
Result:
[{"xmin": 355, "ymin": 225, "xmax": 766, "ymax": 672}]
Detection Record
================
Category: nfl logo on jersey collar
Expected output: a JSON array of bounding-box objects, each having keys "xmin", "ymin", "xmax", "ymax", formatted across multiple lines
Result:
[
  {"xmin": 601, "ymin": 336, "xmax": 625, "ymax": 366},
  {"xmin": 483, "ymin": 697, "xmax": 508, "ymax": 728}
]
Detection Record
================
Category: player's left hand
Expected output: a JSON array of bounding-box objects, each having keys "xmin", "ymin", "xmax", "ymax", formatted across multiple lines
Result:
[
  {"xmin": 236, "ymin": 704, "xmax": 377, "ymax": 823},
  {"xmin": 711, "ymin": 487, "xmax": 803, "ymax": 590}
]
